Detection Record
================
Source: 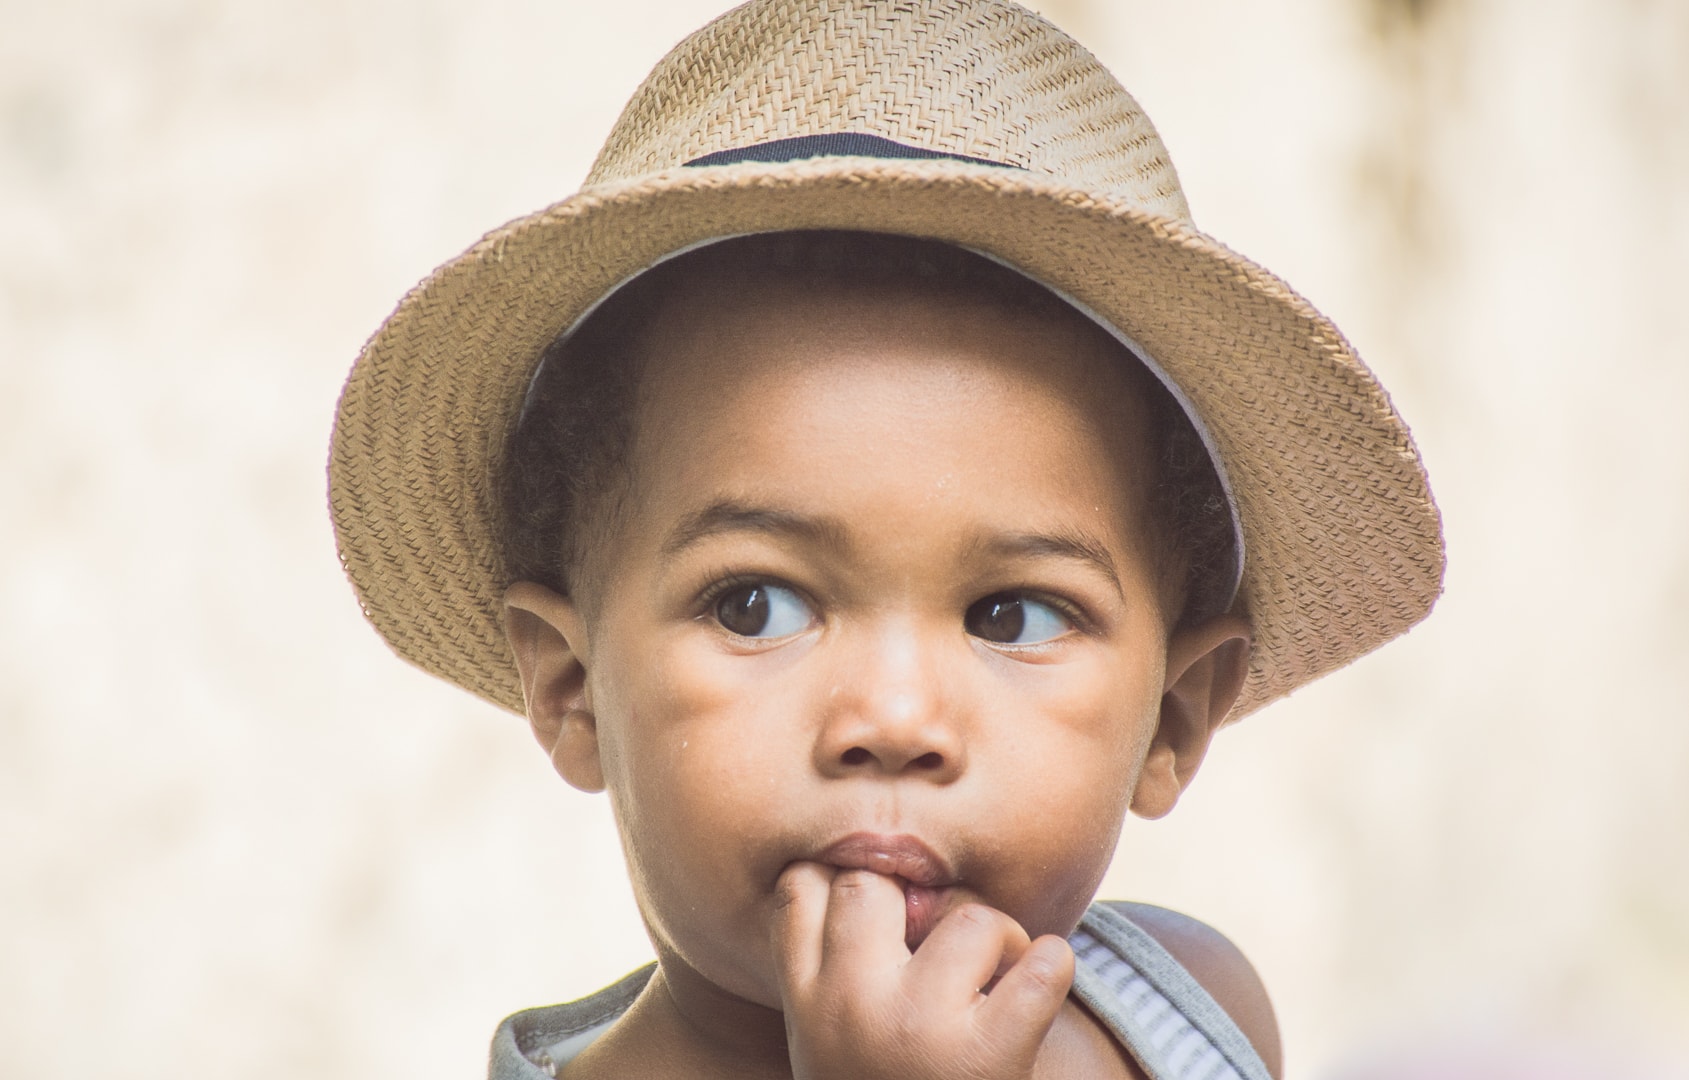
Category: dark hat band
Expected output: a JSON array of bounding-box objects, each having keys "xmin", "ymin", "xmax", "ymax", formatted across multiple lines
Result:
[{"xmin": 685, "ymin": 133, "xmax": 1020, "ymax": 169}]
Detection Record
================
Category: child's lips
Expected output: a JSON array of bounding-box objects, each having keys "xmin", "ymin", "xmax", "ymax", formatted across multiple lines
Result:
[
  {"xmin": 811, "ymin": 832, "xmax": 961, "ymax": 949},
  {"xmin": 813, "ymin": 831, "xmax": 956, "ymax": 888}
]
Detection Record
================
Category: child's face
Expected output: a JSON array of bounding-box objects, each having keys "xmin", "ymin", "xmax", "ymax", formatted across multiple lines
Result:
[{"xmin": 510, "ymin": 275, "xmax": 1240, "ymax": 1011}]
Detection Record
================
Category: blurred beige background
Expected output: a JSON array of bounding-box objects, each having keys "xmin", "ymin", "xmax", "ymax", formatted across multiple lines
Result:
[{"xmin": 3, "ymin": 0, "xmax": 1686, "ymax": 1077}]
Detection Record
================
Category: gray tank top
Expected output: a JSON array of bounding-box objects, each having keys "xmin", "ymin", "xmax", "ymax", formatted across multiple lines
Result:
[{"xmin": 488, "ymin": 902, "xmax": 1273, "ymax": 1080}]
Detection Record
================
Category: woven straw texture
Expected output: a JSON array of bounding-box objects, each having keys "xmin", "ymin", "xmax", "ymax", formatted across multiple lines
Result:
[{"xmin": 330, "ymin": 0, "xmax": 1443, "ymax": 721}]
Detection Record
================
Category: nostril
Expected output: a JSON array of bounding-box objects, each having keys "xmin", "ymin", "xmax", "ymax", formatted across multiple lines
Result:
[{"xmin": 836, "ymin": 747, "xmax": 946, "ymax": 771}]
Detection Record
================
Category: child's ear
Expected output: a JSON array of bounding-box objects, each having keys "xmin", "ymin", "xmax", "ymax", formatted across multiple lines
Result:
[
  {"xmin": 503, "ymin": 581, "xmax": 604, "ymax": 793},
  {"xmin": 1130, "ymin": 614, "xmax": 1252, "ymax": 820}
]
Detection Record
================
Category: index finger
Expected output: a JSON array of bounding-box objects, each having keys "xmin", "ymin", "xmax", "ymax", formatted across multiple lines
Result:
[
  {"xmin": 816, "ymin": 868, "xmax": 911, "ymax": 981},
  {"xmin": 770, "ymin": 860, "xmax": 834, "ymax": 999}
]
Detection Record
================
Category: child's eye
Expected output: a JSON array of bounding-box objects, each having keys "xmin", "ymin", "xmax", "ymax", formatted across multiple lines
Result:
[
  {"xmin": 964, "ymin": 593, "xmax": 1073, "ymax": 645},
  {"xmin": 712, "ymin": 583, "xmax": 813, "ymax": 639}
]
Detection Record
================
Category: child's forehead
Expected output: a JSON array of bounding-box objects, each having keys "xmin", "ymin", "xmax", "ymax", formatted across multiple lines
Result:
[
  {"xmin": 622, "ymin": 273, "xmax": 1164, "ymax": 520},
  {"xmin": 623, "ymin": 278, "xmax": 1152, "ymax": 483},
  {"xmin": 636, "ymin": 262, "xmax": 1135, "ymax": 391}
]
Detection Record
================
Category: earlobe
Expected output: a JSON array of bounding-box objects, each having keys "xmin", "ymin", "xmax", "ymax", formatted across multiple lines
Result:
[
  {"xmin": 1130, "ymin": 614, "xmax": 1252, "ymax": 820},
  {"xmin": 503, "ymin": 581, "xmax": 605, "ymax": 793},
  {"xmin": 540, "ymin": 708, "xmax": 606, "ymax": 793}
]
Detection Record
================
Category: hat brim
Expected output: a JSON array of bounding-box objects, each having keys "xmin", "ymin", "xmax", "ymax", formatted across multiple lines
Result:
[{"xmin": 329, "ymin": 155, "xmax": 1443, "ymax": 720}]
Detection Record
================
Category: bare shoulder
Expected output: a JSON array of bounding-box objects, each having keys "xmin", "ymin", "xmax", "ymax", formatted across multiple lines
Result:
[{"xmin": 1100, "ymin": 901, "xmax": 1283, "ymax": 1080}]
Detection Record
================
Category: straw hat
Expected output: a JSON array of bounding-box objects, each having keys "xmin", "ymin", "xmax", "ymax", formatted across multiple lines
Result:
[{"xmin": 329, "ymin": 0, "xmax": 1443, "ymax": 721}]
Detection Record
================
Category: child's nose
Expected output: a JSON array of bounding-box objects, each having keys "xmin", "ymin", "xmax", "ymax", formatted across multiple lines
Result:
[{"xmin": 812, "ymin": 627, "xmax": 965, "ymax": 782}]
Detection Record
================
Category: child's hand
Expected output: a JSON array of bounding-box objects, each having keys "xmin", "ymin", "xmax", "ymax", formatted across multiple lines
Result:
[{"xmin": 771, "ymin": 861, "xmax": 1075, "ymax": 1080}]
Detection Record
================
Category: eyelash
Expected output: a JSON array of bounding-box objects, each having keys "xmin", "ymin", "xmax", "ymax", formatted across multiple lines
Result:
[{"xmin": 693, "ymin": 571, "xmax": 803, "ymax": 614}]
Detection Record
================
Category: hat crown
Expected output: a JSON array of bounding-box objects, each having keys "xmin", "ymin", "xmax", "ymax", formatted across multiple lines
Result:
[{"xmin": 585, "ymin": 0, "xmax": 1192, "ymax": 223}]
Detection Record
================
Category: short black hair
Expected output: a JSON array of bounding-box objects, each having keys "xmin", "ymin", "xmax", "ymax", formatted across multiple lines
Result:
[{"xmin": 502, "ymin": 231, "xmax": 1236, "ymax": 627}]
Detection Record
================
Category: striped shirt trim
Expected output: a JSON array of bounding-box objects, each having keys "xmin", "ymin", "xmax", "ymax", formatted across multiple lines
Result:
[{"xmin": 1072, "ymin": 905, "xmax": 1272, "ymax": 1080}]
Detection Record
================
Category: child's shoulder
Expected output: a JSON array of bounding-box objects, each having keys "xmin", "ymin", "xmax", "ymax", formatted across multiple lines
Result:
[{"xmin": 1098, "ymin": 901, "xmax": 1283, "ymax": 1079}]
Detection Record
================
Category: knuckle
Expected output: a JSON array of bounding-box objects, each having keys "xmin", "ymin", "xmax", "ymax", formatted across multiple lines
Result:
[
  {"xmin": 952, "ymin": 905, "xmax": 999, "ymax": 932},
  {"xmin": 772, "ymin": 870, "xmax": 806, "ymax": 913},
  {"xmin": 948, "ymin": 901, "xmax": 1004, "ymax": 935},
  {"xmin": 1019, "ymin": 948, "xmax": 1067, "ymax": 991}
]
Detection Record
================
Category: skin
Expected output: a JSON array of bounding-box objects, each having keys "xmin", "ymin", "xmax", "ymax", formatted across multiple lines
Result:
[{"xmin": 503, "ymin": 276, "xmax": 1276, "ymax": 1079}]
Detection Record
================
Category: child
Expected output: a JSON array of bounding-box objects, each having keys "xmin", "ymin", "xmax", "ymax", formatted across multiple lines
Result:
[{"xmin": 329, "ymin": 2, "xmax": 1444, "ymax": 1078}]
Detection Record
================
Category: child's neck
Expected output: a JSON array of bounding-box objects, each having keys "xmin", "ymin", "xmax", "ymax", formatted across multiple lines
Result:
[{"xmin": 558, "ymin": 957, "xmax": 793, "ymax": 1080}]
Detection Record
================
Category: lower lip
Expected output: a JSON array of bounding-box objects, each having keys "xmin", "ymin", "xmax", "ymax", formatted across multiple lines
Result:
[{"xmin": 903, "ymin": 882, "xmax": 951, "ymax": 949}]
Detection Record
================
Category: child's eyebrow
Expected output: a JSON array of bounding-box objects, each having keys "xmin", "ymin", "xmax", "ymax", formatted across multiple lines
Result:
[
  {"xmin": 660, "ymin": 501, "xmax": 1122, "ymax": 596},
  {"xmin": 965, "ymin": 529, "xmax": 1123, "ymax": 598},
  {"xmin": 660, "ymin": 500, "xmax": 852, "ymax": 558}
]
